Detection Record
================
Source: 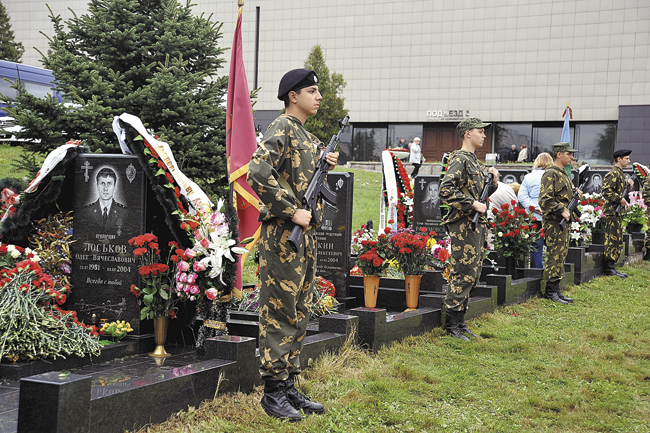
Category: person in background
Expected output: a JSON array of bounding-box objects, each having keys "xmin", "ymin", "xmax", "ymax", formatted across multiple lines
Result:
[
  {"xmin": 519, "ymin": 152, "xmax": 554, "ymax": 268},
  {"xmin": 408, "ymin": 136, "xmax": 422, "ymax": 178},
  {"xmin": 508, "ymin": 144, "xmax": 519, "ymax": 162},
  {"xmin": 488, "ymin": 181, "xmax": 518, "ymax": 211},
  {"xmin": 395, "ymin": 137, "xmax": 407, "ymax": 149},
  {"xmin": 601, "ymin": 149, "xmax": 634, "ymax": 278},
  {"xmin": 517, "ymin": 144, "xmax": 528, "ymax": 162}
]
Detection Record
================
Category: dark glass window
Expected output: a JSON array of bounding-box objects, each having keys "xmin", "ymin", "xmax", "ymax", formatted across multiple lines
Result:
[
  {"xmin": 495, "ymin": 123, "xmax": 532, "ymax": 161},
  {"xmin": 575, "ymin": 123, "xmax": 616, "ymax": 165},
  {"xmin": 388, "ymin": 124, "xmax": 423, "ymax": 149},
  {"xmin": 532, "ymin": 126, "xmax": 574, "ymax": 159},
  {"xmin": 347, "ymin": 126, "xmax": 388, "ymax": 162}
]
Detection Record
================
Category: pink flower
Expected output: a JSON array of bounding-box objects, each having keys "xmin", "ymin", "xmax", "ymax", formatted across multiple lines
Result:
[
  {"xmin": 177, "ymin": 283, "xmax": 185, "ymax": 291},
  {"xmin": 205, "ymin": 288, "xmax": 218, "ymax": 300},
  {"xmin": 193, "ymin": 262, "xmax": 207, "ymax": 272},
  {"xmin": 177, "ymin": 261, "xmax": 190, "ymax": 272},
  {"xmin": 200, "ymin": 238, "xmax": 210, "ymax": 249},
  {"xmin": 178, "ymin": 273, "xmax": 188, "ymax": 283},
  {"xmin": 184, "ymin": 248, "xmax": 197, "ymax": 259},
  {"xmin": 189, "ymin": 284, "xmax": 200, "ymax": 295},
  {"xmin": 187, "ymin": 273, "xmax": 197, "ymax": 284}
]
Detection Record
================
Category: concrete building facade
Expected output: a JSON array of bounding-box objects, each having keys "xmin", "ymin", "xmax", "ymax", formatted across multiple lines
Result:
[{"xmin": 5, "ymin": 0, "xmax": 650, "ymax": 165}]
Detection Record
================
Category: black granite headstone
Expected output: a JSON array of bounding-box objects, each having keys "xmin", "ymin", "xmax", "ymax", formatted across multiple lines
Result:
[
  {"xmin": 69, "ymin": 154, "xmax": 146, "ymax": 333},
  {"xmin": 315, "ymin": 172, "xmax": 353, "ymax": 298},
  {"xmin": 412, "ymin": 175, "xmax": 446, "ymax": 236}
]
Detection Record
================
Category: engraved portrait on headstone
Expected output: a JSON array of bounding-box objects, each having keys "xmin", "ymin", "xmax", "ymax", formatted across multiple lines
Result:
[
  {"xmin": 421, "ymin": 179, "xmax": 441, "ymax": 220},
  {"xmin": 77, "ymin": 166, "xmax": 131, "ymax": 238}
]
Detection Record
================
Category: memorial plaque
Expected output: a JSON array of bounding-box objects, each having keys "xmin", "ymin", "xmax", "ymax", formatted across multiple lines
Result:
[
  {"xmin": 498, "ymin": 169, "xmax": 530, "ymax": 186},
  {"xmin": 316, "ymin": 172, "xmax": 353, "ymax": 298},
  {"xmin": 413, "ymin": 175, "xmax": 446, "ymax": 237},
  {"xmin": 69, "ymin": 154, "xmax": 146, "ymax": 332}
]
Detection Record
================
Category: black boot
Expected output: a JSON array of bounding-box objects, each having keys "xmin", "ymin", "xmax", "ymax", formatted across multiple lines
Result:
[
  {"xmin": 557, "ymin": 288, "xmax": 574, "ymax": 303},
  {"xmin": 543, "ymin": 281, "xmax": 568, "ymax": 304},
  {"xmin": 445, "ymin": 309, "xmax": 470, "ymax": 341},
  {"xmin": 286, "ymin": 374, "xmax": 325, "ymax": 415},
  {"xmin": 603, "ymin": 259, "xmax": 627, "ymax": 279},
  {"xmin": 260, "ymin": 380, "xmax": 302, "ymax": 422},
  {"xmin": 644, "ymin": 249, "xmax": 650, "ymax": 261},
  {"xmin": 458, "ymin": 309, "xmax": 479, "ymax": 338}
]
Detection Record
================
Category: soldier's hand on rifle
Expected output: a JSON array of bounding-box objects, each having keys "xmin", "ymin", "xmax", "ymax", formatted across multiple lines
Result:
[
  {"xmin": 326, "ymin": 152, "xmax": 339, "ymax": 170},
  {"xmin": 577, "ymin": 188, "xmax": 583, "ymax": 199},
  {"xmin": 562, "ymin": 210, "xmax": 571, "ymax": 221},
  {"xmin": 472, "ymin": 200, "xmax": 487, "ymax": 214},
  {"xmin": 627, "ymin": 178, "xmax": 634, "ymax": 188},
  {"xmin": 292, "ymin": 209, "xmax": 312, "ymax": 230},
  {"xmin": 487, "ymin": 166, "xmax": 499, "ymax": 184},
  {"xmin": 621, "ymin": 198, "xmax": 629, "ymax": 208}
]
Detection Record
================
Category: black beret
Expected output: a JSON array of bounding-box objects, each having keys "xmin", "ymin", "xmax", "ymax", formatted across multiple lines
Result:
[
  {"xmin": 613, "ymin": 149, "xmax": 632, "ymax": 159},
  {"xmin": 277, "ymin": 69, "xmax": 319, "ymax": 100}
]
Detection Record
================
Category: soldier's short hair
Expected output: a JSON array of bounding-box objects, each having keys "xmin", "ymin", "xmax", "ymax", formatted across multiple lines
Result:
[{"xmin": 96, "ymin": 167, "xmax": 117, "ymax": 183}]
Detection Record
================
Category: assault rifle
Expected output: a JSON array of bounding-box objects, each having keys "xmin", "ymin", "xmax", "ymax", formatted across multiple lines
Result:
[
  {"xmin": 471, "ymin": 155, "xmax": 499, "ymax": 229},
  {"xmin": 560, "ymin": 163, "xmax": 590, "ymax": 229},
  {"xmin": 614, "ymin": 162, "xmax": 648, "ymax": 214},
  {"xmin": 287, "ymin": 115, "xmax": 350, "ymax": 252}
]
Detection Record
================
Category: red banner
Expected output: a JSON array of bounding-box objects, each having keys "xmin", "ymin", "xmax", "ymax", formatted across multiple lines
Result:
[{"xmin": 226, "ymin": 6, "xmax": 260, "ymax": 291}]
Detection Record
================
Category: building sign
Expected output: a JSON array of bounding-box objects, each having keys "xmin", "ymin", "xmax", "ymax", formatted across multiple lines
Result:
[{"xmin": 426, "ymin": 109, "xmax": 470, "ymax": 121}]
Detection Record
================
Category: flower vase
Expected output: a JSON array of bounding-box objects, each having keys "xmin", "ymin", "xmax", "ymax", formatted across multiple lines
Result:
[
  {"xmin": 404, "ymin": 275, "xmax": 422, "ymax": 311},
  {"xmin": 504, "ymin": 258, "xmax": 523, "ymax": 280},
  {"xmin": 363, "ymin": 275, "xmax": 380, "ymax": 308},
  {"xmin": 149, "ymin": 316, "xmax": 171, "ymax": 358}
]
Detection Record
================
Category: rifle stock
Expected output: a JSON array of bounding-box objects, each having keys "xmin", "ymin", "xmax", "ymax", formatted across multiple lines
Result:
[
  {"xmin": 471, "ymin": 156, "xmax": 499, "ymax": 229},
  {"xmin": 614, "ymin": 175, "xmax": 636, "ymax": 214},
  {"xmin": 287, "ymin": 116, "xmax": 350, "ymax": 252}
]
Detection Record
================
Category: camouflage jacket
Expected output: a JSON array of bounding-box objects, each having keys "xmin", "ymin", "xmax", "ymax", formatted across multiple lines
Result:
[
  {"xmin": 643, "ymin": 175, "xmax": 650, "ymax": 216},
  {"xmin": 247, "ymin": 114, "xmax": 323, "ymax": 225},
  {"xmin": 602, "ymin": 166, "xmax": 626, "ymax": 216},
  {"xmin": 439, "ymin": 150, "xmax": 497, "ymax": 224},
  {"xmin": 539, "ymin": 165, "xmax": 572, "ymax": 222}
]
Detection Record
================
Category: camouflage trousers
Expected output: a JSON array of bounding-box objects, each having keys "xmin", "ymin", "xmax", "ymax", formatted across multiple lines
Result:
[
  {"xmin": 258, "ymin": 219, "xmax": 315, "ymax": 381},
  {"xmin": 542, "ymin": 219, "xmax": 569, "ymax": 283},
  {"xmin": 445, "ymin": 218, "xmax": 486, "ymax": 312},
  {"xmin": 604, "ymin": 215, "xmax": 623, "ymax": 262}
]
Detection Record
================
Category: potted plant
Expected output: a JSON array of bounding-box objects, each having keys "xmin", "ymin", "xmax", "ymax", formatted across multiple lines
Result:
[
  {"xmin": 355, "ymin": 228, "xmax": 392, "ymax": 308},
  {"xmin": 389, "ymin": 226, "xmax": 433, "ymax": 310},
  {"xmin": 490, "ymin": 200, "xmax": 543, "ymax": 278}
]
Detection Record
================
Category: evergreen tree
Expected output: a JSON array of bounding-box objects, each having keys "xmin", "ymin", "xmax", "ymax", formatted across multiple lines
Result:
[
  {"xmin": 2, "ymin": 0, "xmax": 228, "ymax": 196},
  {"xmin": 0, "ymin": 1, "xmax": 24, "ymax": 62},
  {"xmin": 303, "ymin": 45, "xmax": 348, "ymax": 142}
]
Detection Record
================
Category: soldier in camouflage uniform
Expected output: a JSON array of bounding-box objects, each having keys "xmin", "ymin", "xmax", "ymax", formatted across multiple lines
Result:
[
  {"xmin": 247, "ymin": 69, "xmax": 338, "ymax": 422},
  {"xmin": 643, "ymin": 174, "xmax": 650, "ymax": 261},
  {"xmin": 602, "ymin": 149, "xmax": 634, "ymax": 277},
  {"xmin": 440, "ymin": 118, "xmax": 498, "ymax": 341},
  {"xmin": 539, "ymin": 142, "xmax": 581, "ymax": 304}
]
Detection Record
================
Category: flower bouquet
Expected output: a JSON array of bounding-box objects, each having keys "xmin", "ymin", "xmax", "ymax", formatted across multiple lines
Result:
[
  {"xmin": 624, "ymin": 191, "xmax": 648, "ymax": 232},
  {"xmin": 129, "ymin": 234, "xmax": 177, "ymax": 320},
  {"xmin": 430, "ymin": 235, "xmax": 452, "ymax": 281},
  {"xmin": 490, "ymin": 200, "xmax": 543, "ymax": 264},
  {"xmin": 389, "ymin": 227, "xmax": 433, "ymax": 276},
  {"xmin": 351, "ymin": 223, "xmax": 376, "ymax": 256},
  {"xmin": 173, "ymin": 198, "xmax": 248, "ymax": 348},
  {"xmin": 579, "ymin": 193, "xmax": 606, "ymax": 233},
  {"xmin": 100, "ymin": 320, "xmax": 133, "ymax": 343},
  {"xmin": 355, "ymin": 229, "xmax": 392, "ymax": 277}
]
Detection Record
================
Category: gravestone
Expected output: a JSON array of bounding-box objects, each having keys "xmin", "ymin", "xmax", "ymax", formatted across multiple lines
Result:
[
  {"xmin": 69, "ymin": 154, "xmax": 146, "ymax": 333},
  {"xmin": 316, "ymin": 172, "xmax": 354, "ymax": 298},
  {"xmin": 412, "ymin": 175, "xmax": 446, "ymax": 237}
]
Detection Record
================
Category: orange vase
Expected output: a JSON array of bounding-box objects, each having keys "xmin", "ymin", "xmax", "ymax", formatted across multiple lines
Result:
[
  {"xmin": 363, "ymin": 275, "xmax": 380, "ymax": 308},
  {"xmin": 404, "ymin": 275, "xmax": 422, "ymax": 311},
  {"xmin": 149, "ymin": 316, "xmax": 171, "ymax": 358}
]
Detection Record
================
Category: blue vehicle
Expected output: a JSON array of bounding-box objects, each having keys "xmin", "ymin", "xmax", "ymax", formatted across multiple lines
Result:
[{"xmin": 0, "ymin": 59, "xmax": 62, "ymax": 117}]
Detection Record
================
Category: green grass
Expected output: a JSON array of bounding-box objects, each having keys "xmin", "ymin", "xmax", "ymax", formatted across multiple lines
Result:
[
  {"xmin": 0, "ymin": 144, "xmax": 31, "ymax": 180},
  {"xmin": 135, "ymin": 261, "xmax": 650, "ymax": 432}
]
